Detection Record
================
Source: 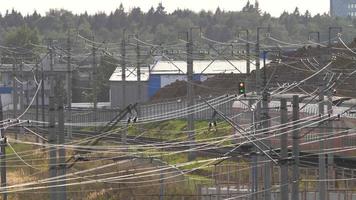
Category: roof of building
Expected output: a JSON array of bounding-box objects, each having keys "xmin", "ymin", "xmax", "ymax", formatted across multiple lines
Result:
[
  {"xmin": 109, "ymin": 60, "xmax": 255, "ymax": 82},
  {"xmin": 71, "ymin": 102, "xmax": 111, "ymax": 108},
  {"xmin": 109, "ymin": 67, "xmax": 150, "ymax": 81},
  {"xmin": 151, "ymin": 60, "xmax": 253, "ymax": 74}
]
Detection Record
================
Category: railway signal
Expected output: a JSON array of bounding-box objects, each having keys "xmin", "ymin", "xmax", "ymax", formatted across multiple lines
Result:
[{"xmin": 239, "ymin": 82, "xmax": 246, "ymax": 96}]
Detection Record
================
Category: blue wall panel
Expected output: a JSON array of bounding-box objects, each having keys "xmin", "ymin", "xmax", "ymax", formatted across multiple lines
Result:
[
  {"xmin": 148, "ymin": 75, "xmax": 161, "ymax": 97},
  {"xmin": 0, "ymin": 87, "xmax": 12, "ymax": 94},
  {"xmin": 193, "ymin": 74, "xmax": 201, "ymax": 81},
  {"xmin": 148, "ymin": 74, "xmax": 203, "ymax": 97}
]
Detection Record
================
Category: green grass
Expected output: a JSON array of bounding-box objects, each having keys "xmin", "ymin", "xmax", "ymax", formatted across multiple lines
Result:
[
  {"xmin": 125, "ymin": 119, "xmax": 238, "ymax": 181},
  {"xmin": 127, "ymin": 119, "xmax": 233, "ymax": 143},
  {"xmin": 186, "ymin": 174, "xmax": 214, "ymax": 184},
  {"xmin": 3, "ymin": 120, "xmax": 248, "ymax": 199},
  {"xmin": 6, "ymin": 143, "xmax": 32, "ymax": 154}
]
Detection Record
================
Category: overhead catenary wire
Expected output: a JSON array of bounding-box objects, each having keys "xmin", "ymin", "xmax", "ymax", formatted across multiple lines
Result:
[
  {"xmin": 2, "ymin": 29, "xmax": 356, "ymax": 199},
  {"xmin": 4, "ymin": 104, "xmax": 356, "ymax": 195}
]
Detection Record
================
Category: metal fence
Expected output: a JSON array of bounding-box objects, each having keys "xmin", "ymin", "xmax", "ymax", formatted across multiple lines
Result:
[
  {"xmin": 140, "ymin": 98, "xmax": 236, "ymax": 121},
  {"xmin": 4, "ymin": 97, "xmax": 237, "ymax": 124},
  {"xmin": 199, "ymin": 187, "xmax": 356, "ymax": 200}
]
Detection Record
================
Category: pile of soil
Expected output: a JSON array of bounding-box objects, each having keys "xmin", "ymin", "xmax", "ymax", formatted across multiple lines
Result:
[
  {"xmin": 150, "ymin": 74, "xmax": 248, "ymax": 101},
  {"xmin": 151, "ymin": 39, "xmax": 356, "ymax": 101}
]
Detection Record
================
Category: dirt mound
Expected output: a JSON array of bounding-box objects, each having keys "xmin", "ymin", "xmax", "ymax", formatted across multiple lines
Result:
[
  {"xmin": 150, "ymin": 74, "xmax": 248, "ymax": 101},
  {"xmin": 151, "ymin": 39, "xmax": 356, "ymax": 101}
]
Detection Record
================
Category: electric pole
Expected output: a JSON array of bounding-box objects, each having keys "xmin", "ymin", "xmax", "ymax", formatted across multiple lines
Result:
[
  {"xmin": 136, "ymin": 34, "xmax": 142, "ymax": 130},
  {"xmin": 262, "ymin": 50, "xmax": 271, "ymax": 200},
  {"xmin": 91, "ymin": 35, "xmax": 98, "ymax": 132},
  {"xmin": 255, "ymin": 27, "xmax": 269, "ymax": 199},
  {"xmin": 48, "ymin": 40, "xmax": 57, "ymax": 200},
  {"xmin": 255, "ymin": 27, "xmax": 265, "ymax": 95},
  {"xmin": 41, "ymin": 64, "xmax": 46, "ymax": 147},
  {"xmin": 246, "ymin": 31, "xmax": 250, "ymax": 74},
  {"xmin": 48, "ymin": 87, "xmax": 57, "ymax": 200},
  {"xmin": 136, "ymin": 34, "xmax": 141, "ymax": 104},
  {"xmin": 327, "ymin": 27, "xmax": 341, "ymax": 190},
  {"xmin": 57, "ymin": 77, "xmax": 66, "ymax": 200},
  {"xmin": 327, "ymin": 91, "xmax": 334, "ymax": 189},
  {"xmin": 0, "ymin": 94, "xmax": 7, "ymax": 200},
  {"xmin": 187, "ymin": 28, "xmax": 195, "ymax": 161},
  {"xmin": 12, "ymin": 57, "xmax": 18, "ymax": 140},
  {"xmin": 237, "ymin": 29, "xmax": 250, "ymax": 74},
  {"xmin": 19, "ymin": 60, "xmax": 24, "ymax": 135},
  {"xmin": 159, "ymin": 168, "xmax": 164, "ymax": 200},
  {"xmin": 292, "ymin": 95, "xmax": 300, "ymax": 200},
  {"xmin": 318, "ymin": 69, "xmax": 327, "ymax": 200},
  {"xmin": 67, "ymin": 30, "xmax": 72, "ymax": 139},
  {"xmin": 35, "ymin": 60, "xmax": 40, "ymax": 143},
  {"xmin": 121, "ymin": 30, "xmax": 127, "ymax": 144},
  {"xmin": 317, "ymin": 27, "xmax": 342, "ymax": 200},
  {"xmin": 249, "ymin": 98, "xmax": 258, "ymax": 200},
  {"xmin": 121, "ymin": 29, "xmax": 127, "ymax": 108},
  {"xmin": 308, "ymin": 32, "xmax": 321, "ymax": 198},
  {"xmin": 280, "ymin": 98, "xmax": 288, "ymax": 200}
]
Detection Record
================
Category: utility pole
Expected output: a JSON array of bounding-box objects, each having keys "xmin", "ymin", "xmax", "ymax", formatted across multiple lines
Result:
[
  {"xmin": 249, "ymin": 99, "xmax": 258, "ymax": 200},
  {"xmin": 187, "ymin": 28, "xmax": 196, "ymax": 161},
  {"xmin": 66, "ymin": 30, "xmax": 72, "ymax": 139},
  {"xmin": 246, "ymin": 31, "xmax": 250, "ymax": 74},
  {"xmin": 136, "ymin": 34, "xmax": 141, "ymax": 104},
  {"xmin": 292, "ymin": 95, "xmax": 300, "ymax": 200},
  {"xmin": 159, "ymin": 168, "xmax": 164, "ymax": 200},
  {"xmin": 48, "ymin": 40, "xmax": 57, "ymax": 200},
  {"xmin": 237, "ymin": 29, "xmax": 250, "ymax": 74},
  {"xmin": 121, "ymin": 30, "xmax": 127, "ymax": 144},
  {"xmin": 19, "ymin": 60, "xmax": 24, "ymax": 135},
  {"xmin": 41, "ymin": 64, "xmax": 46, "ymax": 146},
  {"xmin": 121, "ymin": 29, "xmax": 127, "ymax": 108},
  {"xmin": 255, "ymin": 27, "xmax": 269, "ymax": 198},
  {"xmin": 255, "ymin": 27, "xmax": 270, "ymax": 126},
  {"xmin": 255, "ymin": 27, "xmax": 270, "ymax": 93},
  {"xmin": 280, "ymin": 98, "xmax": 288, "ymax": 200},
  {"xmin": 0, "ymin": 94, "xmax": 7, "ymax": 200},
  {"xmin": 92, "ymin": 35, "xmax": 98, "ymax": 132},
  {"xmin": 327, "ymin": 91, "xmax": 334, "ymax": 189},
  {"xmin": 12, "ymin": 57, "xmax": 18, "ymax": 140},
  {"xmin": 308, "ymin": 34, "xmax": 320, "ymax": 195},
  {"xmin": 317, "ymin": 27, "xmax": 342, "ymax": 200},
  {"xmin": 35, "ymin": 60, "xmax": 39, "ymax": 143},
  {"xmin": 327, "ymin": 27, "xmax": 341, "ymax": 190},
  {"xmin": 48, "ymin": 87, "xmax": 57, "ymax": 200},
  {"xmin": 57, "ymin": 77, "xmax": 66, "ymax": 200},
  {"xmin": 136, "ymin": 34, "xmax": 142, "ymax": 129},
  {"xmin": 318, "ymin": 70, "xmax": 326, "ymax": 200},
  {"xmin": 262, "ymin": 50, "xmax": 271, "ymax": 200}
]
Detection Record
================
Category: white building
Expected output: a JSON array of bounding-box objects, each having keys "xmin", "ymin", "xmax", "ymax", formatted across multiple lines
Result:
[{"xmin": 109, "ymin": 60, "xmax": 255, "ymax": 108}]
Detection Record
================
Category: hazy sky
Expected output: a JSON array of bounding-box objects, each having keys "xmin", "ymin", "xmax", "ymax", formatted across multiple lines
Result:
[{"xmin": 0, "ymin": 0, "xmax": 330, "ymax": 17}]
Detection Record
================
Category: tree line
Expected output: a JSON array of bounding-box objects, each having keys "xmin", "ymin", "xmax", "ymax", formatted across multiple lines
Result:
[{"xmin": 1, "ymin": 2, "xmax": 356, "ymax": 47}]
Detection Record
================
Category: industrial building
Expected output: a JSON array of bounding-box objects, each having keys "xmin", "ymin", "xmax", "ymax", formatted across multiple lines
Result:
[
  {"xmin": 0, "ymin": 55, "xmax": 92, "ymax": 110},
  {"xmin": 330, "ymin": 0, "xmax": 356, "ymax": 17},
  {"xmin": 0, "ymin": 56, "xmax": 69, "ymax": 110},
  {"xmin": 109, "ymin": 60, "xmax": 253, "ymax": 108}
]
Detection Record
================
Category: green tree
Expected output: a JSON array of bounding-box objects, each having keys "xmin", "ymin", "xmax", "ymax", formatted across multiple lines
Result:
[{"xmin": 3, "ymin": 25, "xmax": 40, "ymax": 62}]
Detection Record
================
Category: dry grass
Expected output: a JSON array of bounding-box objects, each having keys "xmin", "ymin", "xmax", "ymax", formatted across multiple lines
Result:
[{"xmin": 4, "ymin": 133, "xmax": 198, "ymax": 200}]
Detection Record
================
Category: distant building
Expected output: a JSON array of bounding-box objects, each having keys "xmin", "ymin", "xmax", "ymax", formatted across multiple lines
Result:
[
  {"xmin": 0, "ymin": 55, "xmax": 92, "ymax": 110},
  {"xmin": 109, "ymin": 60, "xmax": 254, "ymax": 108},
  {"xmin": 0, "ymin": 57, "xmax": 69, "ymax": 110},
  {"xmin": 330, "ymin": 0, "xmax": 356, "ymax": 17}
]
